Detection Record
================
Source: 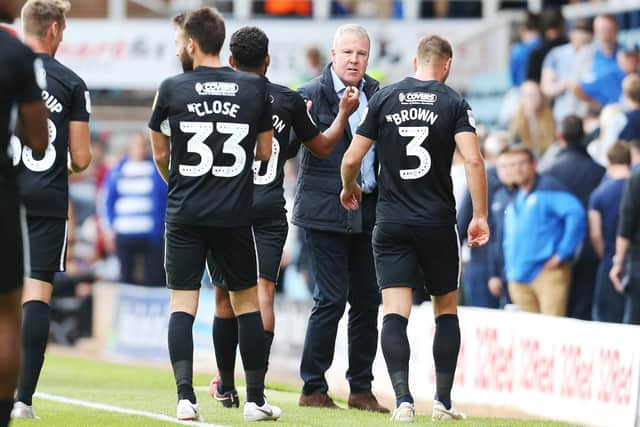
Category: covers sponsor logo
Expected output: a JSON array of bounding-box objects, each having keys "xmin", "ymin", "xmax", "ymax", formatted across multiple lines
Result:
[
  {"xmin": 195, "ymin": 81, "xmax": 239, "ymax": 96},
  {"xmin": 399, "ymin": 92, "xmax": 437, "ymax": 105}
]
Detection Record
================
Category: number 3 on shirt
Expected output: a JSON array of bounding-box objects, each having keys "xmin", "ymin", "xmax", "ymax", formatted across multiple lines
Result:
[
  {"xmin": 178, "ymin": 121, "xmax": 249, "ymax": 178},
  {"xmin": 399, "ymin": 126, "xmax": 431, "ymax": 180},
  {"xmin": 11, "ymin": 119, "xmax": 57, "ymax": 172}
]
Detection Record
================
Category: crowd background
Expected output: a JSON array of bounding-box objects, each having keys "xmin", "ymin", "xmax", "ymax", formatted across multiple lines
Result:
[{"xmin": 30, "ymin": 0, "xmax": 640, "ymax": 345}]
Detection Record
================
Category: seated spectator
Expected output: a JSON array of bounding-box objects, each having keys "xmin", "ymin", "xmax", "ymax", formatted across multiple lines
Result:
[
  {"xmin": 102, "ymin": 132, "xmax": 167, "ymax": 286},
  {"xmin": 598, "ymin": 73, "xmax": 640, "ymax": 157},
  {"xmin": 574, "ymin": 43, "xmax": 640, "ymax": 108},
  {"xmin": 504, "ymin": 145, "xmax": 586, "ymax": 316},
  {"xmin": 510, "ymin": 11, "xmax": 541, "ymax": 87},
  {"xmin": 589, "ymin": 142, "xmax": 631, "ymax": 323},
  {"xmin": 509, "ymin": 80, "xmax": 555, "ymax": 156},
  {"xmin": 540, "ymin": 17, "xmax": 592, "ymax": 125},
  {"xmin": 526, "ymin": 7, "xmax": 567, "ymax": 83}
]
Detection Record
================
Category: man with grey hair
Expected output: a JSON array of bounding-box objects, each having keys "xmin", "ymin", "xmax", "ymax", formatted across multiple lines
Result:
[{"xmin": 293, "ymin": 23, "xmax": 388, "ymax": 412}]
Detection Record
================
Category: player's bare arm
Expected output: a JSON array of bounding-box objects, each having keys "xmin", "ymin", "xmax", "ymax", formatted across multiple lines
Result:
[
  {"xmin": 149, "ymin": 129, "xmax": 170, "ymax": 183},
  {"xmin": 455, "ymin": 131, "xmax": 490, "ymax": 247},
  {"xmin": 304, "ymin": 86, "xmax": 359, "ymax": 159},
  {"xmin": 340, "ymin": 134, "xmax": 374, "ymax": 210},
  {"xmin": 255, "ymin": 129, "xmax": 273, "ymax": 161},
  {"xmin": 67, "ymin": 120, "xmax": 91, "ymax": 173},
  {"xmin": 17, "ymin": 100, "xmax": 48, "ymax": 155}
]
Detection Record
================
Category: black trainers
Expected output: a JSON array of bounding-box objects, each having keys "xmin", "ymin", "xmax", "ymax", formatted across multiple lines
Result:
[{"xmin": 209, "ymin": 376, "xmax": 239, "ymax": 408}]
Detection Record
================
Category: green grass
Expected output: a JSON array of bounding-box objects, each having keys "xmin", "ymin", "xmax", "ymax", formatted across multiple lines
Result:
[{"xmin": 11, "ymin": 354, "xmax": 579, "ymax": 427}]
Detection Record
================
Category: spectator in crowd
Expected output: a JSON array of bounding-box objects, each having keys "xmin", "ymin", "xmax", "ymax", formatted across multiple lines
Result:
[
  {"xmin": 488, "ymin": 147, "xmax": 518, "ymax": 307},
  {"xmin": 547, "ymin": 115, "xmax": 605, "ymax": 320},
  {"xmin": 458, "ymin": 133, "xmax": 509, "ymax": 308},
  {"xmin": 574, "ymin": 14, "xmax": 619, "ymax": 85},
  {"xmin": 102, "ymin": 132, "xmax": 167, "ymax": 286},
  {"xmin": 575, "ymin": 43, "xmax": 640, "ymax": 109},
  {"xmin": 632, "ymin": 139, "xmax": 640, "ymax": 169},
  {"xmin": 588, "ymin": 103, "xmax": 623, "ymax": 165},
  {"xmin": 582, "ymin": 105, "xmax": 602, "ymax": 148},
  {"xmin": 589, "ymin": 142, "xmax": 631, "ymax": 323},
  {"xmin": 540, "ymin": 17, "xmax": 592, "ymax": 125},
  {"xmin": 510, "ymin": 11, "xmax": 541, "ymax": 87},
  {"xmin": 526, "ymin": 7, "xmax": 567, "ymax": 83},
  {"xmin": 598, "ymin": 73, "xmax": 640, "ymax": 161},
  {"xmin": 509, "ymin": 80, "xmax": 555, "ymax": 156},
  {"xmin": 610, "ymin": 166, "xmax": 640, "ymax": 324},
  {"xmin": 504, "ymin": 145, "xmax": 585, "ymax": 316}
]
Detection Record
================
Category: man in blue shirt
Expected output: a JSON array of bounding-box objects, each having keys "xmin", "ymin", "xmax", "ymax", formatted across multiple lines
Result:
[
  {"xmin": 510, "ymin": 11, "xmax": 541, "ymax": 87},
  {"xmin": 575, "ymin": 44, "xmax": 639, "ymax": 108},
  {"xmin": 589, "ymin": 142, "xmax": 631, "ymax": 322},
  {"xmin": 504, "ymin": 146, "xmax": 586, "ymax": 316}
]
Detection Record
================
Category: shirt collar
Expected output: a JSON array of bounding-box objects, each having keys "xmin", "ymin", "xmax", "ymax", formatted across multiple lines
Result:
[{"xmin": 330, "ymin": 66, "xmax": 364, "ymax": 94}]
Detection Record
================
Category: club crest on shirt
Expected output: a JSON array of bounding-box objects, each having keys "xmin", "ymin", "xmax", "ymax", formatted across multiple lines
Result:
[
  {"xmin": 195, "ymin": 81, "xmax": 239, "ymax": 96},
  {"xmin": 398, "ymin": 92, "xmax": 437, "ymax": 105}
]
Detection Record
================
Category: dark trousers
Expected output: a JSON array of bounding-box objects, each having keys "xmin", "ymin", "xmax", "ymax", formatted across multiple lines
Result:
[
  {"xmin": 567, "ymin": 246, "xmax": 598, "ymax": 320},
  {"xmin": 300, "ymin": 228, "xmax": 380, "ymax": 395},
  {"xmin": 462, "ymin": 262, "xmax": 499, "ymax": 309},
  {"xmin": 592, "ymin": 258, "xmax": 625, "ymax": 323},
  {"xmin": 115, "ymin": 235, "xmax": 166, "ymax": 286},
  {"xmin": 624, "ymin": 257, "xmax": 640, "ymax": 324}
]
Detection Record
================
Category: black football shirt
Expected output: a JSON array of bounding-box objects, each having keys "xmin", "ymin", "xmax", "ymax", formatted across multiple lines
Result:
[
  {"xmin": 0, "ymin": 31, "xmax": 44, "ymax": 185},
  {"xmin": 357, "ymin": 77, "xmax": 476, "ymax": 226},
  {"xmin": 15, "ymin": 53, "xmax": 90, "ymax": 218},
  {"xmin": 149, "ymin": 66, "xmax": 272, "ymax": 227},
  {"xmin": 252, "ymin": 80, "xmax": 319, "ymax": 218}
]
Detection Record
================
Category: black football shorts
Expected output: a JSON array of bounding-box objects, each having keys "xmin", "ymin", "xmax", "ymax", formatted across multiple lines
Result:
[
  {"xmin": 27, "ymin": 216, "xmax": 68, "ymax": 283},
  {"xmin": 373, "ymin": 222, "xmax": 460, "ymax": 296},
  {"xmin": 208, "ymin": 216, "xmax": 288, "ymax": 287},
  {"xmin": 0, "ymin": 190, "xmax": 25, "ymax": 293},
  {"xmin": 165, "ymin": 222, "xmax": 258, "ymax": 291}
]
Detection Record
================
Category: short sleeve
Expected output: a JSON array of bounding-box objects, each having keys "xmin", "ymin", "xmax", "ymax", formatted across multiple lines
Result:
[
  {"xmin": 290, "ymin": 91, "xmax": 319, "ymax": 142},
  {"xmin": 148, "ymin": 79, "xmax": 171, "ymax": 132},
  {"xmin": 17, "ymin": 51, "xmax": 45, "ymax": 104},
  {"xmin": 356, "ymin": 90, "xmax": 381, "ymax": 140},
  {"xmin": 257, "ymin": 84, "xmax": 272, "ymax": 133},
  {"xmin": 454, "ymin": 98, "xmax": 477, "ymax": 135},
  {"xmin": 588, "ymin": 187, "xmax": 603, "ymax": 212},
  {"xmin": 70, "ymin": 78, "xmax": 91, "ymax": 122}
]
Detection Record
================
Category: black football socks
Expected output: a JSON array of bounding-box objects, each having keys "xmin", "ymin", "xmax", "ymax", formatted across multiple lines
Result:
[
  {"xmin": 381, "ymin": 313, "xmax": 413, "ymax": 407},
  {"xmin": 0, "ymin": 399, "xmax": 12, "ymax": 427},
  {"xmin": 237, "ymin": 312, "xmax": 266, "ymax": 406},
  {"xmin": 168, "ymin": 312, "xmax": 196, "ymax": 404},
  {"xmin": 16, "ymin": 301, "xmax": 50, "ymax": 406},
  {"xmin": 433, "ymin": 314, "xmax": 461, "ymax": 410},
  {"xmin": 212, "ymin": 316, "xmax": 238, "ymax": 393}
]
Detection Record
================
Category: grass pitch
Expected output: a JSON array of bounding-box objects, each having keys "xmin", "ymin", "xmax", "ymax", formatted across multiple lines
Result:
[{"xmin": 11, "ymin": 354, "xmax": 579, "ymax": 426}]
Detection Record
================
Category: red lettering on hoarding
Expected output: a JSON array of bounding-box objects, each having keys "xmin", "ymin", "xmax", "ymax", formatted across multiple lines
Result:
[
  {"xmin": 519, "ymin": 338, "xmax": 554, "ymax": 394},
  {"xmin": 598, "ymin": 349, "xmax": 632, "ymax": 405},
  {"xmin": 560, "ymin": 344, "xmax": 593, "ymax": 400},
  {"xmin": 57, "ymin": 41, "xmax": 126, "ymax": 59},
  {"xmin": 474, "ymin": 327, "xmax": 513, "ymax": 392}
]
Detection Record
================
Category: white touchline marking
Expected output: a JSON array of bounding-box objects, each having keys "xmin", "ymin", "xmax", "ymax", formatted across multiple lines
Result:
[{"xmin": 35, "ymin": 392, "xmax": 227, "ymax": 427}]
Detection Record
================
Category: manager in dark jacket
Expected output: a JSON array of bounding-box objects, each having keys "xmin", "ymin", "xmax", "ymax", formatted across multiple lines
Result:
[
  {"xmin": 547, "ymin": 115, "xmax": 605, "ymax": 320},
  {"xmin": 293, "ymin": 24, "xmax": 387, "ymax": 413}
]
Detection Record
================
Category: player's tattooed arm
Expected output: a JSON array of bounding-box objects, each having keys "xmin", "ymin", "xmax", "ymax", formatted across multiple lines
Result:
[
  {"xmin": 340, "ymin": 134, "xmax": 374, "ymax": 211},
  {"xmin": 150, "ymin": 130, "xmax": 170, "ymax": 183},
  {"xmin": 68, "ymin": 121, "xmax": 92, "ymax": 173},
  {"xmin": 304, "ymin": 86, "xmax": 360, "ymax": 159}
]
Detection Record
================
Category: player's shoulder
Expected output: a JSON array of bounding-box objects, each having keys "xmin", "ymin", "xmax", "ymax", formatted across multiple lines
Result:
[
  {"xmin": 267, "ymin": 81, "xmax": 301, "ymax": 103},
  {"xmin": 44, "ymin": 56, "xmax": 87, "ymax": 87}
]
